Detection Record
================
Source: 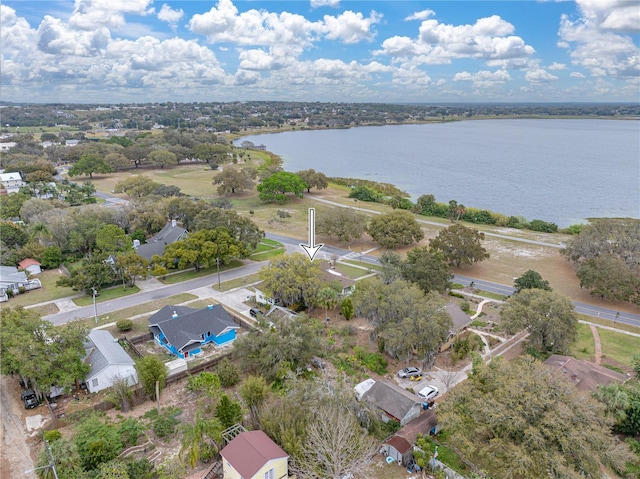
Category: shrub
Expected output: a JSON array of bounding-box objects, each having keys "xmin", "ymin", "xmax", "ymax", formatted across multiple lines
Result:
[
  {"xmin": 18, "ymin": 286, "xmax": 26, "ymax": 294},
  {"xmin": 529, "ymin": 219, "xmax": 558, "ymax": 233},
  {"xmin": 43, "ymin": 429, "xmax": 62, "ymax": 442},
  {"xmin": 116, "ymin": 319, "xmax": 133, "ymax": 332},
  {"xmin": 354, "ymin": 346, "xmax": 388, "ymax": 375},
  {"xmin": 216, "ymin": 358, "xmax": 240, "ymax": 387},
  {"xmin": 340, "ymin": 297, "xmax": 354, "ymax": 321},
  {"xmin": 348, "ymin": 185, "xmax": 382, "ymax": 203},
  {"xmin": 186, "ymin": 371, "xmax": 221, "ymax": 394},
  {"xmin": 460, "ymin": 300, "xmax": 470, "ymax": 312}
]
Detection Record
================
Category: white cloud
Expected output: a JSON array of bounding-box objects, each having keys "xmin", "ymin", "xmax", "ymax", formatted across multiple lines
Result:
[
  {"xmin": 570, "ymin": 71, "xmax": 586, "ymax": 78},
  {"xmin": 525, "ymin": 68, "xmax": 559, "ymax": 83},
  {"xmin": 558, "ymin": 0, "xmax": 640, "ymax": 78},
  {"xmin": 548, "ymin": 62, "xmax": 566, "ymax": 70},
  {"xmin": 38, "ymin": 15, "xmax": 110, "ymax": 56},
  {"xmin": 157, "ymin": 4, "xmax": 184, "ymax": 29},
  {"xmin": 405, "ymin": 10, "xmax": 435, "ymax": 21},
  {"xmin": 68, "ymin": 0, "xmax": 154, "ymax": 30},
  {"xmin": 310, "ymin": 0, "xmax": 340, "ymax": 8},
  {"xmin": 453, "ymin": 69, "xmax": 511, "ymax": 88},
  {"xmin": 323, "ymin": 10, "xmax": 382, "ymax": 44},
  {"xmin": 376, "ymin": 14, "xmax": 535, "ymax": 67}
]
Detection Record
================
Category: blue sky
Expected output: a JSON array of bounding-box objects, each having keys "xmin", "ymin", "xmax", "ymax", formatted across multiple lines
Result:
[{"xmin": 1, "ymin": 0, "xmax": 639, "ymax": 103}]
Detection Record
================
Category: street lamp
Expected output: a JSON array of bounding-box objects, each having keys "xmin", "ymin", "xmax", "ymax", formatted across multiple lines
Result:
[{"xmin": 91, "ymin": 287, "xmax": 98, "ymax": 324}]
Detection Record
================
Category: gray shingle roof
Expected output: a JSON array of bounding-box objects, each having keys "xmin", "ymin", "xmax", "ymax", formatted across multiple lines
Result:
[
  {"xmin": 363, "ymin": 380, "xmax": 420, "ymax": 421},
  {"xmin": 135, "ymin": 221, "xmax": 188, "ymax": 260},
  {"xmin": 147, "ymin": 304, "xmax": 238, "ymax": 352},
  {"xmin": 84, "ymin": 330, "xmax": 135, "ymax": 378}
]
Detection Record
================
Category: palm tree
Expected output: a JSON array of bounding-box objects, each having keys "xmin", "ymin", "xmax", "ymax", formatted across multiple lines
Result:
[
  {"xmin": 180, "ymin": 414, "xmax": 224, "ymax": 469},
  {"xmin": 30, "ymin": 221, "xmax": 51, "ymax": 245}
]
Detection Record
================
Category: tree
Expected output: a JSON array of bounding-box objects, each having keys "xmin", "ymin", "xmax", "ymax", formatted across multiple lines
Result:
[
  {"xmin": 96, "ymin": 224, "xmax": 130, "ymax": 255},
  {"xmin": 180, "ymin": 414, "xmax": 224, "ymax": 469},
  {"xmin": 0, "ymin": 307, "xmax": 89, "ymax": 398},
  {"xmin": 215, "ymin": 394, "xmax": 244, "ymax": 428},
  {"xmin": 430, "ymin": 223, "xmax": 490, "ymax": 267},
  {"xmin": 193, "ymin": 207, "xmax": 263, "ymax": 249},
  {"xmin": 340, "ymin": 297, "xmax": 354, "ymax": 321},
  {"xmin": 295, "ymin": 168, "xmax": 328, "ymax": 193},
  {"xmin": 147, "ymin": 149, "xmax": 177, "ymax": 169},
  {"xmin": 257, "ymin": 171, "xmax": 307, "ymax": 203},
  {"xmin": 576, "ymin": 254, "xmax": 640, "ymax": 303},
  {"xmin": 438, "ymin": 357, "xmax": 633, "ymax": 479},
  {"xmin": 159, "ymin": 228, "xmax": 247, "ymax": 271},
  {"xmin": 379, "ymin": 291, "xmax": 452, "ymax": 368},
  {"xmin": 57, "ymin": 256, "xmax": 116, "ymax": 293},
  {"xmin": 0, "ymin": 221, "xmax": 29, "ymax": 249},
  {"xmin": 39, "ymin": 245, "xmax": 62, "ymax": 269},
  {"xmin": 367, "ymin": 210, "xmax": 424, "ymax": 249},
  {"xmin": 96, "ymin": 460, "xmax": 131, "ymax": 479},
  {"xmin": 233, "ymin": 313, "xmax": 322, "ymax": 381},
  {"xmin": 68, "ymin": 154, "xmax": 112, "ymax": 178},
  {"xmin": 501, "ymin": 289, "xmax": 578, "ymax": 353},
  {"xmin": 514, "ymin": 269, "xmax": 552, "ymax": 294},
  {"xmin": 104, "ymin": 152, "xmax": 131, "ymax": 171},
  {"xmin": 378, "ymin": 250, "xmax": 403, "ymax": 285},
  {"xmin": 259, "ymin": 378, "xmax": 377, "ymax": 479},
  {"xmin": 316, "ymin": 207, "xmax": 367, "ymax": 244},
  {"xmin": 36, "ymin": 438, "xmax": 83, "ymax": 479},
  {"xmin": 401, "ymin": 246, "xmax": 452, "ymax": 293},
  {"xmin": 114, "ymin": 176, "xmax": 157, "ymax": 198},
  {"xmin": 239, "ymin": 375, "xmax": 270, "ymax": 428},
  {"xmin": 135, "ymin": 356, "xmax": 168, "ymax": 400},
  {"xmin": 114, "ymin": 251, "xmax": 150, "ymax": 286},
  {"xmin": 258, "ymin": 253, "xmax": 325, "ymax": 307},
  {"xmin": 215, "ymin": 358, "xmax": 240, "ymax": 387},
  {"xmin": 316, "ymin": 287, "xmax": 339, "ymax": 318},
  {"xmin": 74, "ymin": 414, "xmax": 123, "ymax": 471},
  {"xmin": 213, "ymin": 168, "xmax": 255, "ymax": 195}
]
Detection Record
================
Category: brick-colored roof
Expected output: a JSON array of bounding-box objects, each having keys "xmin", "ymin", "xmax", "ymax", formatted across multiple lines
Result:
[
  {"xmin": 220, "ymin": 430, "xmax": 288, "ymax": 478},
  {"xmin": 18, "ymin": 258, "xmax": 41, "ymax": 269},
  {"xmin": 386, "ymin": 435, "xmax": 412, "ymax": 454}
]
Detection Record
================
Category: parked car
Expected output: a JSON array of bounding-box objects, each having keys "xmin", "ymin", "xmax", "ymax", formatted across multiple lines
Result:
[
  {"xmin": 397, "ymin": 366, "xmax": 422, "ymax": 378},
  {"xmin": 21, "ymin": 389, "xmax": 38, "ymax": 409},
  {"xmin": 249, "ymin": 308, "xmax": 261, "ymax": 317},
  {"xmin": 417, "ymin": 385, "xmax": 439, "ymax": 401}
]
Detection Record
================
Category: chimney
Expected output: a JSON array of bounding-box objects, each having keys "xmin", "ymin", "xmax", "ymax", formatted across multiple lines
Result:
[
  {"xmin": 208, "ymin": 304, "xmax": 214, "ymax": 310},
  {"xmin": 172, "ymin": 311, "xmax": 178, "ymax": 319},
  {"xmin": 171, "ymin": 219, "xmax": 177, "ymax": 228}
]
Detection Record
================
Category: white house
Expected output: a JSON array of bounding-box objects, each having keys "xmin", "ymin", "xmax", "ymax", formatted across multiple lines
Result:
[
  {"xmin": 84, "ymin": 330, "xmax": 138, "ymax": 393},
  {"xmin": 18, "ymin": 258, "xmax": 42, "ymax": 276},
  {"xmin": 0, "ymin": 142, "xmax": 17, "ymax": 152},
  {"xmin": 0, "ymin": 171, "xmax": 26, "ymax": 194},
  {"xmin": 0, "ymin": 265, "xmax": 42, "ymax": 301}
]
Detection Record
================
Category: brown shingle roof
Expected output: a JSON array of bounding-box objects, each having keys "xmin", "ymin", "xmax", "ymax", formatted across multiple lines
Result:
[
  {"xmin": 363, "ymin": 380, "xmax": 419, "ymax": 422},
  {"xmin": 544, "ymin": 354, "xmax": 629, "ymax": 393},
  {"xmin": 220, "ymin": 430, "xmax": 288, "ymax": 478},
  {"xmin": 386, "ymin": 435, "xmax": 412, "ymax": 454}
]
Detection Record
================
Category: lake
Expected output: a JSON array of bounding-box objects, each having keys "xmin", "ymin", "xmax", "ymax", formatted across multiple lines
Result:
[{"xmin": 238, "ymin": 119, "xmax": 640, "ymax": 227}]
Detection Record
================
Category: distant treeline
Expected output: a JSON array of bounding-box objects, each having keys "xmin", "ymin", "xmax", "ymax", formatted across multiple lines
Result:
[{"xmin": 340, "ymin": 181, "xmax": 564, "ymax": 233}]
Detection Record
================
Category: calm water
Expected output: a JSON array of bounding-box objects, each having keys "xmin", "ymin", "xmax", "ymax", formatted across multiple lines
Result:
[{"xmin": 239, "ymin": 119, "xmax": 640, "ymax": 227}]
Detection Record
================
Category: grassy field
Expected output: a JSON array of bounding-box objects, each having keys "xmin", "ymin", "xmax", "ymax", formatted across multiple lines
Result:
[
  {"xmin": 158, "ymin": 259, "xmax": 243, "ymax": 284},
  {"xmin": 569, "ymin": 323, "xmax": 597, "ymax": 361},
  {"xmin": 0, "ymin": 269, "xmax": 77, "ymax": 309},
  {"xmin": 73, "ymin": 285, "xmax": 141, "ymax": 306},
  {"xmin": 598, "ymin": 328, "xmax": 640, "ymax": 367},
  {"xmin": 59, "ymin": 156, "xmax": 640, "ymax": 321}
]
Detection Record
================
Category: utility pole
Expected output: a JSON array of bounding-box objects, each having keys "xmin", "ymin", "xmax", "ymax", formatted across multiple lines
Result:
[
  {"xmin": 25, "ymin": 440, "xmax": 58, "ymax": 479},
  {"xmin": 91, "ymin": 287, "xmax": 98, "ymax": 324},
  {"xmin": 216, "ymin": 258, "xmax": 221, "ymax": 289}
]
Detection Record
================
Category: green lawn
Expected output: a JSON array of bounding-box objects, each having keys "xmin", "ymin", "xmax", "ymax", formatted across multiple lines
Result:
[
  {"xmin": 598, "ymin": 328, "xmax": 640, "ymax": 367},
  {"xmin": 249, "ymin": 240, "xmax": 285, "ymax": 261},
  {"xmin": 73, "ymin": 285, "xmax": 141, "ymax": 306},
  {"xmin": 569, "ymin": 322, "xmax": 596, "ymax": 361},
  {"xmin": 0, "ymin": 269, "xmax": 77, "ymax": 308},
  {"xmin": 158, "ymin": 260, "xmax": 243, "ymax": 284},
  {"xmin": 213, "ymin": 274, "xmax": 262, "ymax": 292},
  {"xmin": 333, "ymin": 262, "xmax": 373, "ymax": 280}
]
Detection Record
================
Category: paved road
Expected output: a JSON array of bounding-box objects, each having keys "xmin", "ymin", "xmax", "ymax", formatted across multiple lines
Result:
[
  {"xmin": 42, "ymin": 261, "xmax": 265, "ymax": 326},
  {"xmin": 267, "ymin": 232, "xmax": 640, "ymax": 329}
]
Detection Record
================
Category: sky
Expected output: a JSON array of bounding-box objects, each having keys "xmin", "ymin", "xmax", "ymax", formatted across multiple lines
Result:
[{"xmin": 1, "ymin": 0, "xmax": 639, "ymax": 104}]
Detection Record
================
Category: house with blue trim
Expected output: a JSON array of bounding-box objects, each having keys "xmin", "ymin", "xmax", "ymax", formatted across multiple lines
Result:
[{"xmin": 147, "ymin": 304, "xmax": 239, "ymax": 359}]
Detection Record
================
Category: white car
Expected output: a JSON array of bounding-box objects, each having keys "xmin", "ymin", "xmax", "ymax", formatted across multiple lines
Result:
[{"xmin": 417, "ymin": 385, "xmax": 439, "ymax": 401}]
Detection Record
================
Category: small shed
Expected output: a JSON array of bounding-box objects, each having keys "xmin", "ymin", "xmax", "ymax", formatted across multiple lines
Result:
[
  {"xmin": 18, "ymin": 258, "xmax": 42, "ymax": 276},
  {"xmin": 383, "ymin": 435, "xmax": 413, "ymax": 466},
  {"xmin": 354, "ymin": 378, "xmax": 376, "ymax": 400}
]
